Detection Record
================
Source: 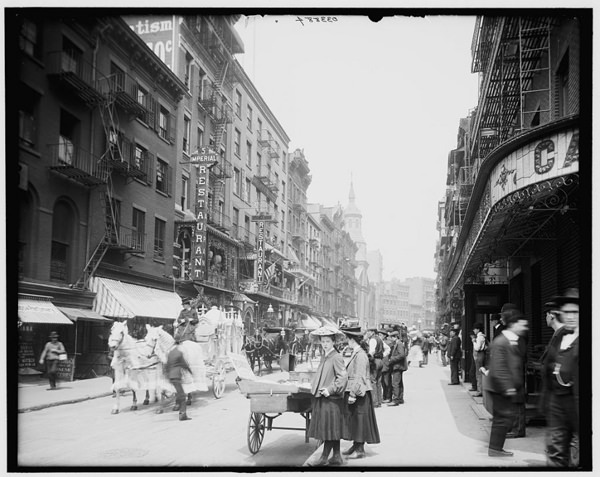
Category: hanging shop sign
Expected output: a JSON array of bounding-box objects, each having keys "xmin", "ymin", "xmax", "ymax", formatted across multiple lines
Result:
[
  {"xmin": 191, "ymin": 152, "xmax": 217, "ymax": 280},
  {"xmin": 490, "ymin": 128, "xmax": 579, "ymax": 206},
  {"xmin": 256, "ymin": 221, "xmax": 265, "ymax": 287}
]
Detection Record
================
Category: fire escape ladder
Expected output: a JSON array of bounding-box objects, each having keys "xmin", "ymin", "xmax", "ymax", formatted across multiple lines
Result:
[
  {"xmin": 73, "ymin": 237, "xmax": 110, "ymax": 290},
  {"xmin": 98, "ymin": 88, "xmax": 123, "ymax": 163}
]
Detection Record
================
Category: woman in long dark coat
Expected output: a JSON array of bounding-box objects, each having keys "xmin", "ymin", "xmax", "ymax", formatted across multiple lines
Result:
[
  {"xmin": 341, "ymin": 329, "xmax": 380, "ymax": 458},
  {"xmin": 307, "ymin": 326, "xmax": 348, "ymax": 466}
]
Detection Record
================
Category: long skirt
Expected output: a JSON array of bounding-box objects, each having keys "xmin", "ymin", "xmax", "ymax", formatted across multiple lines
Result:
[
  {"xmin": 408, "ymin": 345, "xmax": 423, "ymax": 365},
  {"xmin": 308, "ymin": 396, "xmax": 345, "ymax": 441},
  {"xmin": 342, "ymin": 391, "xmax": 381, "ymax": 444}
]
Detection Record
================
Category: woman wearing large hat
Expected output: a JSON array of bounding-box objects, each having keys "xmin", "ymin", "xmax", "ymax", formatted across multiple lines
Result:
[
  {"xmin": 306, "ymin": 326, "xmax": 347, "ymax": 466},
  {"xmin": 341, "ymin": 328, "xmax": 380, "ymax": 459}
]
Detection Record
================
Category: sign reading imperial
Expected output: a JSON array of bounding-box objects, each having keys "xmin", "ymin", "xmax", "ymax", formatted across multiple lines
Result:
[{"xmin": 191, "ymin": 148, "xmax": 218, "ymax": 280}]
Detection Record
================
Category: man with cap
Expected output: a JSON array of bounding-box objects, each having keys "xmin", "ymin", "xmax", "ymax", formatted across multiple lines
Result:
[
  {"xmin": 174, "ymin": 298, "xmax": 199, "ymax": 343},
  {"xmin": 541, "ymin": 288, "xmax": 579, "ymax": 467},
  {"xmin": 365, "ymin": 327, "xmax": 389, "ymax": 408},
  {"xmin": 490, "ymin": 313, "xmax": 505, "ymax": 340},
  {"xmin": 164, "ymin": 339, "xmax": 193, "ymax": 421},
  {"xmin": 386, "ymin": 331, "xmax": 407, "ymax": 405},
  {"xmin": 39, "ymin": 331, "xmax": 67, "ymax": 390},
  {"xmin": 484, "ymin": 311, "xmax": 529, "ymax": 457},
  {"xmin": 447, "ymin": 328, "xmax": 462, "ymax": 385}
]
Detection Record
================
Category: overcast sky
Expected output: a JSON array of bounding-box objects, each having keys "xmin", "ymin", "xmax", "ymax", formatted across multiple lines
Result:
[{"xmin": 234, "ymin": 15, "xmax": 480, "ymax": 281}]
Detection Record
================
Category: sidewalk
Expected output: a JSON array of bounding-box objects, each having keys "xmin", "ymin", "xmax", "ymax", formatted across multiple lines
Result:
[
  {"xmin": 18, "ymin": 376, "xmax": 114, "ymax": 413},
  {"xmin": 303, "ymin": 356, "xmax": 547, "ymax": 468}
]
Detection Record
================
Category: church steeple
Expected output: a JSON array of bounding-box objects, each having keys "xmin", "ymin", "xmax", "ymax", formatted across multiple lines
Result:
[{"xmin": 349, "ymin": 173, "xmax": 356, "ymax": 203}]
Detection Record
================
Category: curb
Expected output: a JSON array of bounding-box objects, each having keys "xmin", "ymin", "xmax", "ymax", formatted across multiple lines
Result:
[{"xmin": 19, "ymin": 392, "xmax": 113, "ymax": 413}]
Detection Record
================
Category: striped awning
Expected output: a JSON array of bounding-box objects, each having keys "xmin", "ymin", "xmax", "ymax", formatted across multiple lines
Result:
[
  {"xmin": 300, "ymin": 314, "xmax": 321, "ymax": 330},
  {"xmin": 232, "ymin": 293, "xmax": 256, "ymax": 304},
  {"xmin": 58, "ymin": 307, "xmax": 113, "ymax": 322},
  {"xmin": 90, "ymin": 277, "xmax": 182, "ymax": 320},
  {"xmin": 18, "ymin": 298, "xmax": 73, "ymax": 325}
]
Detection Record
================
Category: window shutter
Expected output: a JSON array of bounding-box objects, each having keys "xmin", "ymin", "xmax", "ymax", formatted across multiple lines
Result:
[
  {"xmin": 146, "ymin": 151, "xmax": 155, "ymax": 185},
  {"xmin": 167, "ymin": 164, "xmax": 173, "ymax": 197},
  {"xmin": 168, "ymin": 113, "xmax": 176, "ymax": 143},
  {"xmin": 154, "ymin": 100, "xmax": 161, "ymax": 133},
  {"xmin": 122, "ymin": 136, "xmax": 131, "ymax": 165},
  {"xmin": 147, "ymin": 96, "xmax": 156, "ymax": 130}
]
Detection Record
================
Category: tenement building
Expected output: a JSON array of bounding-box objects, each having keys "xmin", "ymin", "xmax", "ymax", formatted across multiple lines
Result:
[{"xmin": 435, "ymin": 15, "xmax": 586, "ymax": 411}]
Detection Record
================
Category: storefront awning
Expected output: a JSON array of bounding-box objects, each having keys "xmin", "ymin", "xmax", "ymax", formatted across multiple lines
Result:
[
  {"xmin": 300, "ymin": 314, "xmax": 321, "ymax": 330},
  {"xmin": 232, "ymin": 293, "xmax": 257, "ymax": 304},
  {"xmin": 18, "ymin": 298, "xmax": 73, "ymax": 325},
  {"xmin": 58, "ymin": 307, "xmax": 113, "ymax": 322},
  {"xmin": 90, "ymin": 277, "xmax": 182, "ymax": 320}
]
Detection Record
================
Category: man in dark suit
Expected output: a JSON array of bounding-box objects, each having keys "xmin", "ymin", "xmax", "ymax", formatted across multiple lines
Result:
[
  {"xmin": 484, "ymin": 312, "xmax": 529, "ymax": 457},
  {"xmin": 387, "ymin": 331, "xmax": 407, "ymax": 405},
  {"xmin": 447, "ymin": 328, "xmax": 461, "ymax": 385}
]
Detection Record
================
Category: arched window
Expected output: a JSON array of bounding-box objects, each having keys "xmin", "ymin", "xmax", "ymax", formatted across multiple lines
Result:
[{"xmin": 50, "ymin": 200, "xmax": 75, "ymax": 282}]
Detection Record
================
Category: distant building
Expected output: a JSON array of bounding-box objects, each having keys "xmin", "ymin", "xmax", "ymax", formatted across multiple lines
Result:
[{"xmin": 367, "ymin": 249, "xmax": 383, "ymax": 284}]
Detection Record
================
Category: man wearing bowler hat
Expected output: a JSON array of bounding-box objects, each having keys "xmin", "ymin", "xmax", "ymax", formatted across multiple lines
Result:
[
  {"xmin": 365, "ymin": 327, "xmax": 389, "ymax": 408},
  {"xmin": 387, "ymin": 331, "xmax": 407, "ymax": 405},
  {"xmin": 541, "ymin": 288, "xmax": 579, "ymax": 467}
]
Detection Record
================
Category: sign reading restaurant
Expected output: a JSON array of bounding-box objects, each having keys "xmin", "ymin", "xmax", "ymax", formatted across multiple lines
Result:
[
  {"xmin": 256, "ymin": 221, "xmax": 265, "ymax": 287},
  {"xmin": 190, "ymin": 147, "xmax": 218, "ymax": 280},
  {"xmin": 489, "ymin": 128, "xmax": 579, "ymax": 206}
]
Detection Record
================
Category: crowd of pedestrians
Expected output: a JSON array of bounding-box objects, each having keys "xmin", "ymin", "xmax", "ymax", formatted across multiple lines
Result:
[{"xmin": 306, "ymin": 286, "xmax": 580, "ymax": 467}]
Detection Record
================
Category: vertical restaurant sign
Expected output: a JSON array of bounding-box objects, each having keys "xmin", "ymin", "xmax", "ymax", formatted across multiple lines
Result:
[
  {"xmin": 191, "ymin": 147, "xmax": 218, "ymax": 280},
  {"xmin": 256, "ymin": 221, "xmax": 265, "ymax": 287},
  {"xmin": 125, "ymin": 15, "xmax": 175, "ymax": 67}
]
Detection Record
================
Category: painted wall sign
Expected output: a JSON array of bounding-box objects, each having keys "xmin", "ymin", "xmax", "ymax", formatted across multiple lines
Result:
[
  {"xmin": 192, "ymin": 159, "xmax": 217, "ymax": 280},
  {"xmin": 256, "ymin": 221, "xmax": 265, "ymax": 287},
  {"xmin": 490, "ymin": 128, "xmax": 579, "ymax": 206},
  {"xmin": 125, "ymin": 15, "xmax": 174, "ymax": 66}
]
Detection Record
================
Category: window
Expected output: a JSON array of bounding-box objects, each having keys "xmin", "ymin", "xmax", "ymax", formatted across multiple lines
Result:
[
  {"xmin": 154, "ymin": 218, "xmax": 166, "ymax": 260},
  {"xmin": 232, "ymin": 207, "xmax": 240, "ymax": 238},
  {"xmin": 132, "ymin": 208, "xmax": 145, "ymax": 250},
  {"xmin": 244, "ymin": 216, "xmax": 251, "ymax": 241},
  {"xmin": 235, "ymin": 90, "xmax": 242, "ymax": 117},
  {"xmin": 257, "ymin": 118, "xmax": 263, "ymax": 136},
  {"xmin": 247, "ymin": 105, "xmax": 253, "ymax": 130},
  {"xmin": 19, "ymin": 88, "xmax": 39, "ymax": 148},
  {"xmin": 181, "ymin": 175, "xmax": 189, "ymax": 210},
  {"xmin": 196, "ymin": 126, "xmax": 204, "ymax": 152},
  {"xmin": 281, "ymin": 181, "xmax": 286, "ymax": 201},
  {"xmin": 159, "ymin": 106, "xmax": 170, "ymax": 141},
  {"xmin": 245, "ymin": 178, "xmax": 252, "ymax": 203},
  {"xmin": 184, "ymin": 53, "xmax": 193, "ymax": 90},
  {"xmin": 183, "ymin": 115, "xmax": 191, "ymax": 155},
  {"xmin": 281, "ymin": 210, "xmax": 285, "ymax": 231},
  {"xmin": 20, "ymin": 18, "xmax": 41, "ymax": 58},
  {"xmin": 257, "ymin": 151, "xmax": 262, "ymax": 173},
  {"xmin": 246, "ymin": 141, "xmax": 252, "ymax": 168},
  {"xmin": 234, "ymin": 129, "xmax": 241, "ymax": 156},
  {"xmin": 58, "ymin": 109, "xmax": 78, "ymax": 164},
  {"xmin": 50, "ymin": 201, "xmax": 74, "ymax": 282},
  {"xmin": 282, "ymin": 151, "xmax": 287, "ymax": 172},
  {"xmin": 134, "ymin": 144, "xmax": 147, "ymax": 171},
  {"xmin": 234, "ymin": 168, "xmax": 241, "ymax": 196},
  {"xmin": 110, "ymin": 62, "xmax": 125, "ymax": 91},
  {"xmin": 61, "ymin": 37, "xmax": 81, "ymax": 75},
  {"xmin": 156, "ymin": 158, "xmax": 169, "ymax": 194}
]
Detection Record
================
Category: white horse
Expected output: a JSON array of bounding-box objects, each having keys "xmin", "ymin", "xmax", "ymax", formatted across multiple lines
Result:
[
  {"xmin": 144, "ymin": 325, "xmax": 209, "ymax": 403},
  {"xmin": 107, "ymin": 320, "xmax": 165, "ymax": 414}
]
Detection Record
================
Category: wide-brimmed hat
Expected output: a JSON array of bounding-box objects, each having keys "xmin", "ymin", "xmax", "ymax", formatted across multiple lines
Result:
[
  {"xmin": 182, "ymin": 297, "xmax": 192, "ymax": 305},
  {"xmin": 552, "ymin": 288, "xmax": 579, "ymax": 306},
  {"xmin": 341, "ymin": 327, "xmax": 364, "ymax": 340},
  {"xmin": 49, "ymin": 331, "xmax": 59, "ymax": 338},
  {"xmin": 544, "ymin": 301, "xmax": 559, "ymax": 311},
  {"xmin": 309, "ymin": 326, "xmax": 344, "ymax": 341},
  {"xmin": 389, "ymin": 331, "xmax": 399, "ymax": 338},
  {"xmin": 500, "ymin": 303, "xmax": 520, "ymax": 316},
  {"xmin": 377, "ymin": 329, "xmax": 389, "ymax": 337}
]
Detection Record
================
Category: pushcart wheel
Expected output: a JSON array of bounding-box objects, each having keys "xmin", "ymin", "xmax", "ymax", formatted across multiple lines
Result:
[
  {"xmin": 247, "ymin": 412, "xmax": 265, "ymax": 454},
  {"xmin": 212, "ymin": 361, "xmax": 226, "ymax": 399}
]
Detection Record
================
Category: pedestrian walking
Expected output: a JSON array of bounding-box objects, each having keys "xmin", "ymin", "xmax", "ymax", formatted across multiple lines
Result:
[
  {"xmin": 341, "ymin": 328, "xmax": 380, "ymax": 459},
  {"xmin": 307, "ymin": 326, "xmax": 348, "ymax": 467},
  {"xmin": 39, "ymin": 331, "xmax": 67, "ymax": 390},
  {"xmin": 484, "ymin": 312, "xmax": 529, "ymax": 457},
  {"xmin": 365, "ymin": 328, "xmax": 388, "ymax": 408},
  {"xmin": 387, "ymin": 331, "xmax": 408, "ymax": 405},
  {"xmin": 163, "ymin": 340, "xmax": 193, "ymax": 421},
  {"xmin": 407, "ymin": 326, "xmax": 424, "ymax": 367},
  {"xmin": 540, "ymin": 288, "xmax": 579, "ymax": 467},
  {"xmin": 471, "ymin": 323, "xmax": 488, "ymax": 396},
  {"xmin": 447, "ymin": 328, "xmax": 461, "ymax": 385},
  {"xmin": 421, "ymin": 332, "xmax": 431, "ymax": 365},
  {"xmin": 438, "ymin": 332, "xmax": 449, "ymax": 366}
]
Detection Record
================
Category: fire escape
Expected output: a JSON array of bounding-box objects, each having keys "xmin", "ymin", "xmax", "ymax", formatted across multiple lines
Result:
[
  {"xmin": 470, "ymin": 16, "xmax": 553, "ymax": 174},
  {"xmin": 71, "ymin": 69, "xmax": 151, "ymax": 289}
]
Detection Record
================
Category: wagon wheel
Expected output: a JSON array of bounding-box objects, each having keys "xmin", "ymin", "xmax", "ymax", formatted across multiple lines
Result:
[
  {"xmin": 212, "ymin": 360, "xmax": 226, "ymax": 399},
  {"xmin": 247, "ymin": 412, "xmax": 266, "ymax": 454}
]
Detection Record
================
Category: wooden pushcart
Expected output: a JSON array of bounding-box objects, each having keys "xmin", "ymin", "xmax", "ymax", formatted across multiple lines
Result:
[{"xmin": 237, "ymin": 369, "xmax": 318, "ymax": 454}]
